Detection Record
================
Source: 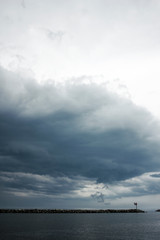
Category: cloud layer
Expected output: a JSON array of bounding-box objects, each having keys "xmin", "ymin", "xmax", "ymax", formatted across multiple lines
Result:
[{"xmin": 1, "ymin": 66, "xmax": 160, "ymax": 208}]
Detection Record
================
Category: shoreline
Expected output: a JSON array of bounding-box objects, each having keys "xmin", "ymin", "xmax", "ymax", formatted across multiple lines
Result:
[{"xmin": 0, "ymin": 209, "xmax": 145, "ymax": 213}]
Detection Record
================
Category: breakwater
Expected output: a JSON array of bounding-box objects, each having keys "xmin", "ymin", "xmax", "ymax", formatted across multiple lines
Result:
[{"xmin": 0, "ymin": 209, "xmax": 144, "ymax": 213}]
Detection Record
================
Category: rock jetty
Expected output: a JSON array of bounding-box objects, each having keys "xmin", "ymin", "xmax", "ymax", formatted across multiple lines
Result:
[{"xmin": 0, "ymin": 209, "xmax": 145, "ymax": 214}]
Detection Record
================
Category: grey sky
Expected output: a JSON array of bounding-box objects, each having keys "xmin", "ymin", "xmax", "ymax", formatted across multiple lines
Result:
[{"xmin": 1, "ymin": 0, "xmax": 160, "ymax": 209}]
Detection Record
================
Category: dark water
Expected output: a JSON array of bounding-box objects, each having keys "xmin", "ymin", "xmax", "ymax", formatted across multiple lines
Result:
[{"xmin": 0, "ymin": 213, "xmax": 160, "ymax": 240}]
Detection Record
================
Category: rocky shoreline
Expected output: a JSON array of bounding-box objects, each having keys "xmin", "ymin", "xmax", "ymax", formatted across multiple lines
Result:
[{"xmin": 0, "ymin": 209, "xmax": 145, "ymax": 214}]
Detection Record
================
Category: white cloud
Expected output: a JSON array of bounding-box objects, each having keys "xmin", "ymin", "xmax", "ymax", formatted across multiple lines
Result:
[{"xmin": 0, "ymin": 0, "xmax": 160, "ymax": 119}]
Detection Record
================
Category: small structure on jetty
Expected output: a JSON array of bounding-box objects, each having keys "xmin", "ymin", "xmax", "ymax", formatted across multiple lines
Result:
[{"xmin": 134, "ymin": 202, "xmax": 138, "ymax": 210}]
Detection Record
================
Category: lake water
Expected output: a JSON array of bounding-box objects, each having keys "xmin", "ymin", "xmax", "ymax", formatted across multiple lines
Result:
[{"xmin": 0, "ymin": 212, "xmax": 160, "ymax": 239}]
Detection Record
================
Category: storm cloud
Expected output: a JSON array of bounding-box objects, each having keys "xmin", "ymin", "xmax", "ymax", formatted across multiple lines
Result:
[{"xmin": 1, "ymin": 66, "xmax": 160, "ymax": 208}]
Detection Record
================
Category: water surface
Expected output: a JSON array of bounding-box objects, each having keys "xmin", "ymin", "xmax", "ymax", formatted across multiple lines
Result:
[{"xmin": 0, "ymin": 212, "xmax": 160, "ymax": 239}]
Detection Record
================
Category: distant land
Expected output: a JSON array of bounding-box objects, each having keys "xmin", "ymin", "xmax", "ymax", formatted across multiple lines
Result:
[{"xmin": 0, "ymin": 209, "xmax": 145, "ymax": 213}]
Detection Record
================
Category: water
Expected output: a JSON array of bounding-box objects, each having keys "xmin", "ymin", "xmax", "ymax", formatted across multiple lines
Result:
[{"xmin": 0, "ymin": 213, "xmax": 160, "ymax": 239}]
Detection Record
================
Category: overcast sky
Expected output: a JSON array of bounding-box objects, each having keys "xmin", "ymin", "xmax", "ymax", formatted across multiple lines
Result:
[{"xmin": 1, "ymin": 0, "xmax": 160, "ymax": 210}]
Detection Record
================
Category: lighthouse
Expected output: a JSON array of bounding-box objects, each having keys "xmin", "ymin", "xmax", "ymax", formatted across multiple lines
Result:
[{"xmin": 134, "ymin": 202, "xmax": 137, "ymax": 211}]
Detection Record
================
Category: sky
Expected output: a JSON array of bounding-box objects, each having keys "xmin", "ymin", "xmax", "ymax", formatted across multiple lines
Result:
[{"xmin": 1, "ymin": 0, "xmax": 160, "ymax": 210}]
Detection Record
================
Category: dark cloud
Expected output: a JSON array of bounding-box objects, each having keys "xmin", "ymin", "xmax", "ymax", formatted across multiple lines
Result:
[
  {"xmin": 0, "ymin": 109, "xmax": 158, "ymax": 183},
  {"xmin": 151, "ymin": 173, "xmax": 160, "ymax": 178},
  {"xmin": 1, "ymin": 66, "xmax": 160, "ymax": 207},
  {"xmin": 91, "ymin": 192, "xmax": 105, "ymax": 203},
  {"xmin": 0, "ymin": 171, "xmax": 88, "ymax": 197}
]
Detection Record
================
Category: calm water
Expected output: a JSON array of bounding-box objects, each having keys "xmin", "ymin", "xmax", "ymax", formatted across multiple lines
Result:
[{"xmin": 0, "ymin": 212, "xmax": 160, "ymax": 239}]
